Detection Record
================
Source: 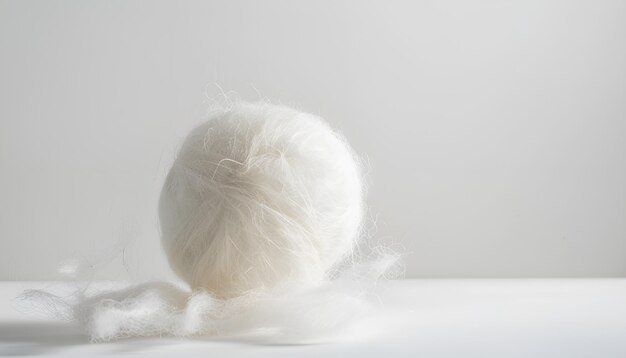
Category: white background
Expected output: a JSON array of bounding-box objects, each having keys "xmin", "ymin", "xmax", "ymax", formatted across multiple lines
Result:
[{"xmin": 1, "ymin": 0, "xmax": 625, "ymax": 280}]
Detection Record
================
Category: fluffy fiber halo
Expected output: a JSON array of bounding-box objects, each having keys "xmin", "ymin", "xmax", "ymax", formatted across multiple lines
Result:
[{"xmin": 159, "ymin": 102, "xmax": 364, "ymax": 298}]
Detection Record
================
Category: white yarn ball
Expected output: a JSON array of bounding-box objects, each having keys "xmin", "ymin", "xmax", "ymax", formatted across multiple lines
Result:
[{"xmin": 159, "ymin": 102, "xmax": 363, "ymax": 298}]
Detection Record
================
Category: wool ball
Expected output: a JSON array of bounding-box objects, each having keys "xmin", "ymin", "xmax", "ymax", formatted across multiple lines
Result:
[{"xmin": 159, "ymin": 102, "xmax": 363, "ymax": 298}]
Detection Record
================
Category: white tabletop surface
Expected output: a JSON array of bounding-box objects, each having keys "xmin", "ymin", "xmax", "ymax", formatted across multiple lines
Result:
[{"xmin": 1, "ymin": 279, "xmax": 626, "ymax": 357}]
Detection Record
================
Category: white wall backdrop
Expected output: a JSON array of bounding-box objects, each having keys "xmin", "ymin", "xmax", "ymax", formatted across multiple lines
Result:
[{"xmin": 1, "ymin": 0, "xmax": 625, "ymax": 280}]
